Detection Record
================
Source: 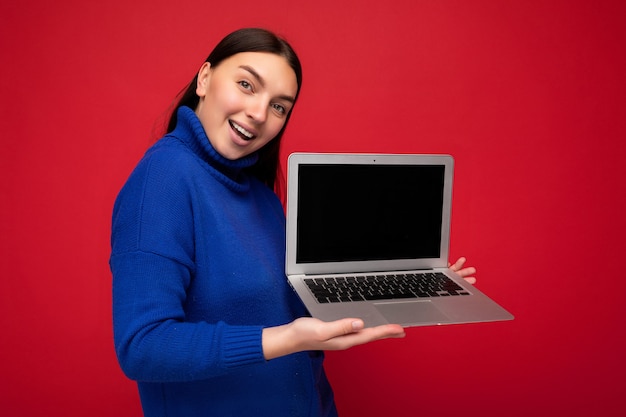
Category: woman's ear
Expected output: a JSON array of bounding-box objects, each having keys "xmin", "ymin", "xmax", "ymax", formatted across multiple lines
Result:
[{"xmin": 195, "ymin": 62, "xmax": 212, "ymax": 98}]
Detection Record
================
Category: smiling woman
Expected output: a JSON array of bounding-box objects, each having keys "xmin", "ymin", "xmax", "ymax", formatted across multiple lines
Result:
[
  {"xmin": 165, "ymin": 28, "xmax": 304, "ymax": 192},
  {"xmin": 194, "ymin": 52, "xmax": 298, "ymax": 160},
  {"xmin": 109, "ymin": 27, "xmax": 408, "ymax": 417}
]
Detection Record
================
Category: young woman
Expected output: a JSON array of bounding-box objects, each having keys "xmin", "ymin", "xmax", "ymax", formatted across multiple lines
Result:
[{"xmin": 110, "ymin": 28, "xmax": 476, "ymax": 416}]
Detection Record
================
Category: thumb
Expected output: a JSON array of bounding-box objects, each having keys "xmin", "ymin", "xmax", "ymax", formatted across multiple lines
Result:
[
  {"xmin": 330, "ymin": 318, "xmax": 364, "ymax": 337},
  {"xmin": 349, "ymin": 319, "xmax": 365, "ymax": 332}
]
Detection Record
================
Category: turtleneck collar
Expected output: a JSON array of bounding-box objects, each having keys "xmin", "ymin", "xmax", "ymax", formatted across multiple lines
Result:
[{"xmin": 168, "ymin": 106, "xmax": 259, "ymax": 192}]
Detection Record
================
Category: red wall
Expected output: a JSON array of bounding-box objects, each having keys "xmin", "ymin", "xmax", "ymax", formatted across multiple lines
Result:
[{"xmin": 2, "ymin": 1, "xmax": 625, "ymax": 416}]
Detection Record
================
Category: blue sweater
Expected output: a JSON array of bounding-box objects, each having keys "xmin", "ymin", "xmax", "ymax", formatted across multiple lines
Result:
[{"xmin": 110, "ymin": 106, "xmax": 337, "ymax": 416}]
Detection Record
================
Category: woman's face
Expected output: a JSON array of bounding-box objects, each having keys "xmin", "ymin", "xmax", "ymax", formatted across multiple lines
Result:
[{"xmin": 195, "ymin": 52, "xmax": 298, "ymax": 160}]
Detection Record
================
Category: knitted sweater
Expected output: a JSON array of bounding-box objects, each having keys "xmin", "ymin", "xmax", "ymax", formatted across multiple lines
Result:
[{"xmin": 110, "ymin": 106, "xmax": 337, "ymax": 416}]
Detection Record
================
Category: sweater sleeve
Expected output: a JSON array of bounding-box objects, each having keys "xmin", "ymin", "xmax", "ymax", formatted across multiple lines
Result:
[
  {"xmin": 111, "ymin": 251, "xmax": 265, "ymax": 382},
  {"xmin": 110, "ymin": 144, "xmax": 266, "ymax": 383}
]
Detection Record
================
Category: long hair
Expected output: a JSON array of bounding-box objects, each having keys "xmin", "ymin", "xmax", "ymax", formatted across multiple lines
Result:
[{"xmin": 166, "ymin": 28, "xmax": 302, "ymax": 195}]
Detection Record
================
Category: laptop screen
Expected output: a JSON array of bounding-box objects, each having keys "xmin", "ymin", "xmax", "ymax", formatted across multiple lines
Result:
[{"xmin": 296, "ymin": 164, "xmax": 445, "ymax": 264}]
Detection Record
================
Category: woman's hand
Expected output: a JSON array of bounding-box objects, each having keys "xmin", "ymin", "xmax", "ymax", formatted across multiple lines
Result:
[
  {"xmin": 262, "ymin": 317, "xmax": 405, "ymax": 360},
  {"xmin": 449, "ymin": 256, "xmax": 477, "ymax": 284}
]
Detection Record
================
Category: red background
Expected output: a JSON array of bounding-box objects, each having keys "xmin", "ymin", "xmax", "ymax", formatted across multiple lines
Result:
[{"xmin": 2, "ymin": 1, "xmax": 625, "ymax": 416}]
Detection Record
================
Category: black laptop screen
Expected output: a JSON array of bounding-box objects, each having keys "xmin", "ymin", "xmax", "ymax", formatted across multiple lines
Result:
[{"xmin": 296, "ymin": 164, "xmax": 445, "ymax": 264}]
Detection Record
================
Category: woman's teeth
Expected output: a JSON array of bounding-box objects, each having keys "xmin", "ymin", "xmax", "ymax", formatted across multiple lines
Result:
[{"xmin": 231, "ymin": 121, "xmax": 254, "ymax": 140}]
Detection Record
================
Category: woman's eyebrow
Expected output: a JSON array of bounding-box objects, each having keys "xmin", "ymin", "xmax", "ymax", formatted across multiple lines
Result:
[{"xmin": 239, "ymin": 65, "xmax": 295, "ymax": 103}]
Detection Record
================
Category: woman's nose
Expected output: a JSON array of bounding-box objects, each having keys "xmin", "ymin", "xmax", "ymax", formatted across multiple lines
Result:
[{"xmin": 246, "ymin": 98, "xmax": 268, "ymax": 123}]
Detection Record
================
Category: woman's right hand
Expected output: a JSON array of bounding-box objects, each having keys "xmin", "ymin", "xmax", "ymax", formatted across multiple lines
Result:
[{"xmin": 262, "ymin": 317, "xmax": 405, "ymax": 360}]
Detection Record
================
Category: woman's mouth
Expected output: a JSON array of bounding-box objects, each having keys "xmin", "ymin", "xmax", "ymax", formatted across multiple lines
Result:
[{"xmin": 229, "ymin": 121, "xmax": 256, "ymax": 141}]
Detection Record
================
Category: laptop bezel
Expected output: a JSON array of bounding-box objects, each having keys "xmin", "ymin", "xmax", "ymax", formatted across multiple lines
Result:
[{"xmin": 285, "ymin": 153, "xmax": 455, "ymax": 276}]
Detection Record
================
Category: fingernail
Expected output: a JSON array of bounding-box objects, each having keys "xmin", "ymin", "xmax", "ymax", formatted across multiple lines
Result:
[{"xmin": 352, "ymin": 320, "xmax": 364, "ymax": 330}]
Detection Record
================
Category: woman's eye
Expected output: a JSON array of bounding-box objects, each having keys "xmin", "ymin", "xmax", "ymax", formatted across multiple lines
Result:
[
  {"xmin": 272, "ymin": 103, "xmax": 286, "ymax": 115},
  {"xmin": 239, "ymin": 80, "xmax": 253, "ymax": 91}
]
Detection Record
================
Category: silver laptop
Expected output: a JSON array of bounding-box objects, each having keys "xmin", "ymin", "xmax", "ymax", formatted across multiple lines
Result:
[{"xmin": 285, "ymin": 153, "xmax": 514, "ymax": 328}]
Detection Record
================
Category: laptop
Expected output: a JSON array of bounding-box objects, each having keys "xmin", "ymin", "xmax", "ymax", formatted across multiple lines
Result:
[{"xmin": 285, "ymin": 153, "xmax": 514, "ymax": 328}]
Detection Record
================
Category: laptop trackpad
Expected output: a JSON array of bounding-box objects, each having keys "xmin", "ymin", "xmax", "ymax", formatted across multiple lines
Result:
[{"xmin": 374, "ymin": 301, "xmax": 449, "ymax": 325}]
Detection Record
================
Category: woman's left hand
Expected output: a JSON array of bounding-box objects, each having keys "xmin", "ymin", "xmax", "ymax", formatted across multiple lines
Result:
[{"xmin": 449, "ymin": 257, "xmax": 476, "ymax": 284}]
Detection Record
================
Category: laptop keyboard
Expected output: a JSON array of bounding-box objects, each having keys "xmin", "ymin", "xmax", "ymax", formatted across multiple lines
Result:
[{"xmin": 304, "ymin": 272, "xmax": 470, "ymax": 303}]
